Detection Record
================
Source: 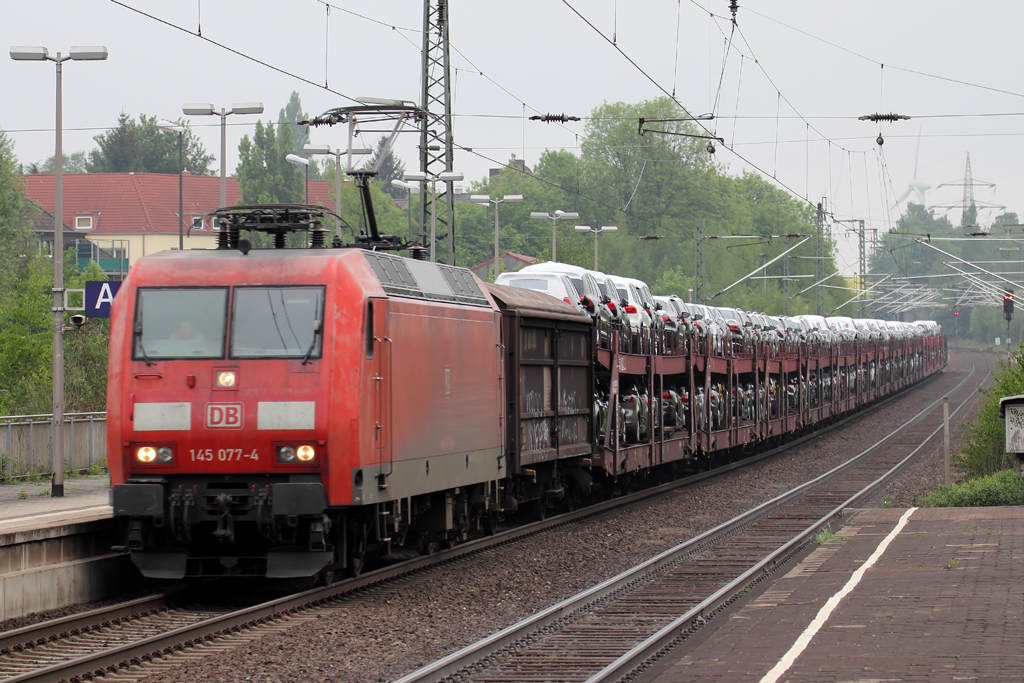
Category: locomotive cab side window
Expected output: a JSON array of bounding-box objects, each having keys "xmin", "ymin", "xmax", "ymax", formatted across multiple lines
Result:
[
  {"xmin": 133, "ymin": 288, "xmax": 228, "ymax": 361},
  {"xmin": 230, "ymin": 286, "xmax": 325, "ymax": 359}
]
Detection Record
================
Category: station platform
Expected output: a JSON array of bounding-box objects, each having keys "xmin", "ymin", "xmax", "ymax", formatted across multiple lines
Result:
[
  {"xmin": 0, "ymin": 475, "xmax": 130, "ymax": 622},
  {"xmin": 646, "ymin": 506, "xmax": 1022, "ymax": 683},
  {"xmin": 0, "ymin": 474, "xmax": 111, "ymax": 536}
]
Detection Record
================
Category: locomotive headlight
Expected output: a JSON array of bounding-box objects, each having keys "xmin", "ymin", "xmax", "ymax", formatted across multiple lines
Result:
[
  {"xmin": 137, "ymin": 446, "xmax": 157, "ymax": 463},
  {"xmin": 156, "ymin": 446, "xmax": 174, "ymax": 464},
  {"xmin": 216, "ymin": 371, "xmax": 236, "ymax": 388},
  {"xmin": 296, "ymin": 445, "xmax": 315, "ymax": 462},
  {"xmin": 277, "ymin": 445, "xmax": 297, "ymax": 463}
]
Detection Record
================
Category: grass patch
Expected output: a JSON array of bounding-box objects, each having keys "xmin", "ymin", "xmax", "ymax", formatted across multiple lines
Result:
[
  {"xmin": 815, "ymin": 528, "xmax": 835, "ymax": 544},
  {"xmin": 916, "ymin": 469, "xmax": 1024, "ymax": 508}
]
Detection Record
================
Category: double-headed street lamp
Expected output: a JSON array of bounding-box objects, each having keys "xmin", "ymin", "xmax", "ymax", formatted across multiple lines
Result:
[
  {"xmin": 574, "ymin": 225, "xmax": 618, "ymax": 270},
  {"xmin": 285, "ymin": 154, "xmax": 310, "ymax": 204},
  {"xmin": 304, "ymin": 143, "xmax": 372, "ymax": 240},
  {"xmin": 530, "ymin": 209, "xmax": 580, "ymax": 262},
  {"xmin": 156, "ymin": 120, "xmax": 186, "ymax": 250},
  {"xmin": 11, "ymin": 45, "xmax": 108, "ymax": 497},
  {"xmin": 403, "ymin": 171, "xmax": 464, "ymax": 263},
  {"xmin": 470, "ymin": 194, "xmax": 523, "ymax": 278},
  {"xmin": 182, "ymin": 102, "xmax": 264, "ymax": 208}
]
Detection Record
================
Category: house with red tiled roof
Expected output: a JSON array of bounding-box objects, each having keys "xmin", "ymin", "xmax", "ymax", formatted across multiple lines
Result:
[
  {"xmin": 22, "ymin": 173, "xmax": 338, "ymax": 275},
  {"xmin": 468, "ymin": 252, "xmax": 537, "ymax": 278}
]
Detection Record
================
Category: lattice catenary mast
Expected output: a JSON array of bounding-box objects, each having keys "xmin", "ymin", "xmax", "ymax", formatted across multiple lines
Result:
[{"xmin": 419, "ymin": 0, "xmax": 457, "ymax": 264}]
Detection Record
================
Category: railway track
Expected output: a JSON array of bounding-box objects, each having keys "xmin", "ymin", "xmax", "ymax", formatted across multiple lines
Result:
[
  {"xmin": 393, "ymin": 356, "xmax": 989, "ymax": 683},
  {"xmin": 0, "ymin": 358, "xmax": 965, "ymax": 683}
]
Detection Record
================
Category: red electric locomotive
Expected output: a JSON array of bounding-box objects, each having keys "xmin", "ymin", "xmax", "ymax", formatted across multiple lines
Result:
[{"xmin": 109, "ymin": 204, "xmax": 506, "ymax": 579}]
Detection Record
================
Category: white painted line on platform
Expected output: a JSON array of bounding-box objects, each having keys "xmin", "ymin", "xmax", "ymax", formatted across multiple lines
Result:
[{"xmin": 759, "ymin": 507, "xmax": 917, "ymax": 683}]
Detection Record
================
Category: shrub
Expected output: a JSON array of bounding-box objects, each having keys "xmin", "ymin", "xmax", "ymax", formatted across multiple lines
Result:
[
  {"xmin": 917, "ymin": 469, "xmax": 1024, "ymax": 507},
  {"xmin": 955, "ymin": 345, "xmax": 1024, "ymax": 478}
]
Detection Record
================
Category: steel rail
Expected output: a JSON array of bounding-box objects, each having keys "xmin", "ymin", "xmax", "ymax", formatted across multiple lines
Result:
[
  {"xmin": 0, "ymin": 358, "xmax": 950, "ymax": 683},
  {"xmin": 0, "ymin": 594, "xmax": 175, "ymax": 654},
  {"xmin": 390, "ymin": 358, "xmax": 979, "ymax": 683}
]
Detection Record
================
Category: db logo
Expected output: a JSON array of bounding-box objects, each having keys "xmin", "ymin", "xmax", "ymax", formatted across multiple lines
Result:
[{"xmin": 206, "ymin": 403, "xmax": 243, "ymax": 429}]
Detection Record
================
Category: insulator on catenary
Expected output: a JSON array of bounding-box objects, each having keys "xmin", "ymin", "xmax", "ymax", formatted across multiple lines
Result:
[{"xmin": 528, "ymin": 113, "xmax": 580, "ymax": 123}]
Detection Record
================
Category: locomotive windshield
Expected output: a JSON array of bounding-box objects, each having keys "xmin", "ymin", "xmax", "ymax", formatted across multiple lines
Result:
[
  {"xmin": 230, "ymin": 286, "xmax": 324, "ymax": 359},
  {"xmin": 133, "ymin": 288, "xmax": 228, "ymax": 360}
]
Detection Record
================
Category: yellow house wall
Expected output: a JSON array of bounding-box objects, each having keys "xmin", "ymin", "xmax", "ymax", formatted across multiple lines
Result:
[{"xmin": 83, "ymin": 232, "xmax": 220, "ymax": 267}]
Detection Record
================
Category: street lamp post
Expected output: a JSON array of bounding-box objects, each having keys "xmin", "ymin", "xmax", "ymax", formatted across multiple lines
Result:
[
  {"xmin": 391, "ymin": 179, "xmax": 419, "ymax": 242},
  {"xmin": 530, "ymin": 210, "xmax": 580, "ymax": 262},
  {"xmin": 304, "ymin": 143, "xmax": 372, "ymax": 240},
  {"xmin": 157, "ymin": 121, "xmax": 186, "ymax": 250},
  {"xmin": 574, "ymin": 225, "xmax": 618, "ymax": 270},
  {"xmin": 285, "ymin": 154, "xmax": 310, "ymax": 204},
  {"xmin": 402, "ymin": 171, "xmax": 465, "ymax": 263},
  {"xmin": 182, "ymin": 102, "xmax": 264, "ymax": 208},
  {"xmin": 11, "ymin": 45, "xmax": 108, "ymax": 497},
  {"xmin": 470, "ymin": 194, "xmax": 524, "ymax": 278}
]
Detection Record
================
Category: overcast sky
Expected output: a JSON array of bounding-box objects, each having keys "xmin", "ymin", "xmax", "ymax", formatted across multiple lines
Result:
[{"xmin": 4, "ymin": 0, "xmax": 1023, "ymax": 274}]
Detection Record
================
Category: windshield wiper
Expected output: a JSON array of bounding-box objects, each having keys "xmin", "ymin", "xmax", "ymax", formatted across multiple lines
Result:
[
  {"xmin": 302, "ymin": 318, "xmax": 322, "ymax": 365},
  {"xmin": 134, "ymin": 319, "xmax": 154, "ymax": 366}
]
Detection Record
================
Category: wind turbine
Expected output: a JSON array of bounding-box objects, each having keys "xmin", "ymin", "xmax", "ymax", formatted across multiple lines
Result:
[{"xmin": 896, "ymin": 127, "xmax": 930, "ymax": 207}]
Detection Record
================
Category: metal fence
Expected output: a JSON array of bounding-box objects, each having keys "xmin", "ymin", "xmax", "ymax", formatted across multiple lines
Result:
[{"xmin": 0, "ymin": 412, "xmax": 107, "ymax": 480}]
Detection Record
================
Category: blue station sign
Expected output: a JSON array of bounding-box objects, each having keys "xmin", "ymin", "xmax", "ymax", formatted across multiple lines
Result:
[{"xmin": 85, "ymin": 281, "xmax": 122, "ymax": 318}]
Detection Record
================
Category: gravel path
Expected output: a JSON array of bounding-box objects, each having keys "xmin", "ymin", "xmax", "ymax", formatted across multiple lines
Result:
[{"xmin": 116, "ymin": 350, "xmax": 989, "ymax": 683}]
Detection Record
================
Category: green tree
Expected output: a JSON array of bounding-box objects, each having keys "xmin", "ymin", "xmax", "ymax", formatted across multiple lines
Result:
[
  {"xmin": 969, "ymin": 307, "xmax": 1003, "ymax": 343},
  {"xmin": 0, "ymin": 130, "xmax": 34, "ymax": 254},
  {"xmin": 993, "ymin": 212, "xmax": 1020, "ymax": 232},
  {"xmin": 0, "ymin": 249, "xmax": 110, "ymax": 415},
  {"xmin": 962, "ymin": 200, "xmax": 978, "ymax": 231},
  {"xmin": 87, "ymin": 113, "xmax": 214, "ymax": 175},
  {"xmin": 235, "ymin": 120, "xmax": 303, "ymax": 205},
  {"xmin": 443, "ymin": 96, "xmax": 821, "ymax": 315},
  {"xmin": 25, "ymin": 151, "xmax": 88, "ymax": 174},
  {"xmin": 367, "ymin": 135, "xmax": 406, "ymax": 198},
  {"xmin": 278, "ymin": 91, "xmax": 321, "ymax": 179}
]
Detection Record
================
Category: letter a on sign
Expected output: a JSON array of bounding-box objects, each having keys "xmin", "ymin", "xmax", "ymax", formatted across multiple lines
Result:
[{"xmin": 85, "ymin": 281, "xmax": 122, "ymax": 318}]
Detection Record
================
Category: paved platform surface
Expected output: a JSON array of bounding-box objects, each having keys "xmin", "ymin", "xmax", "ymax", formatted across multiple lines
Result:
[
  {"xmin": 646, "ymin": 506, "xmax": 1023, "ymax": 683},
  {"xmin": 0, "ymin": 475, "xmax": 111, "ymax": 536}
]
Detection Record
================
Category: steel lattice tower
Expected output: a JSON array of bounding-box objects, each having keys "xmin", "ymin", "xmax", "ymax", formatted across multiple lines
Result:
[
  {"xmin": 419, "ymin": 0, "xmax": 457, "ymax": 264},
  {"xmin": 961, "ymin": 152, "xmax": 975, "ymax": 230}
]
